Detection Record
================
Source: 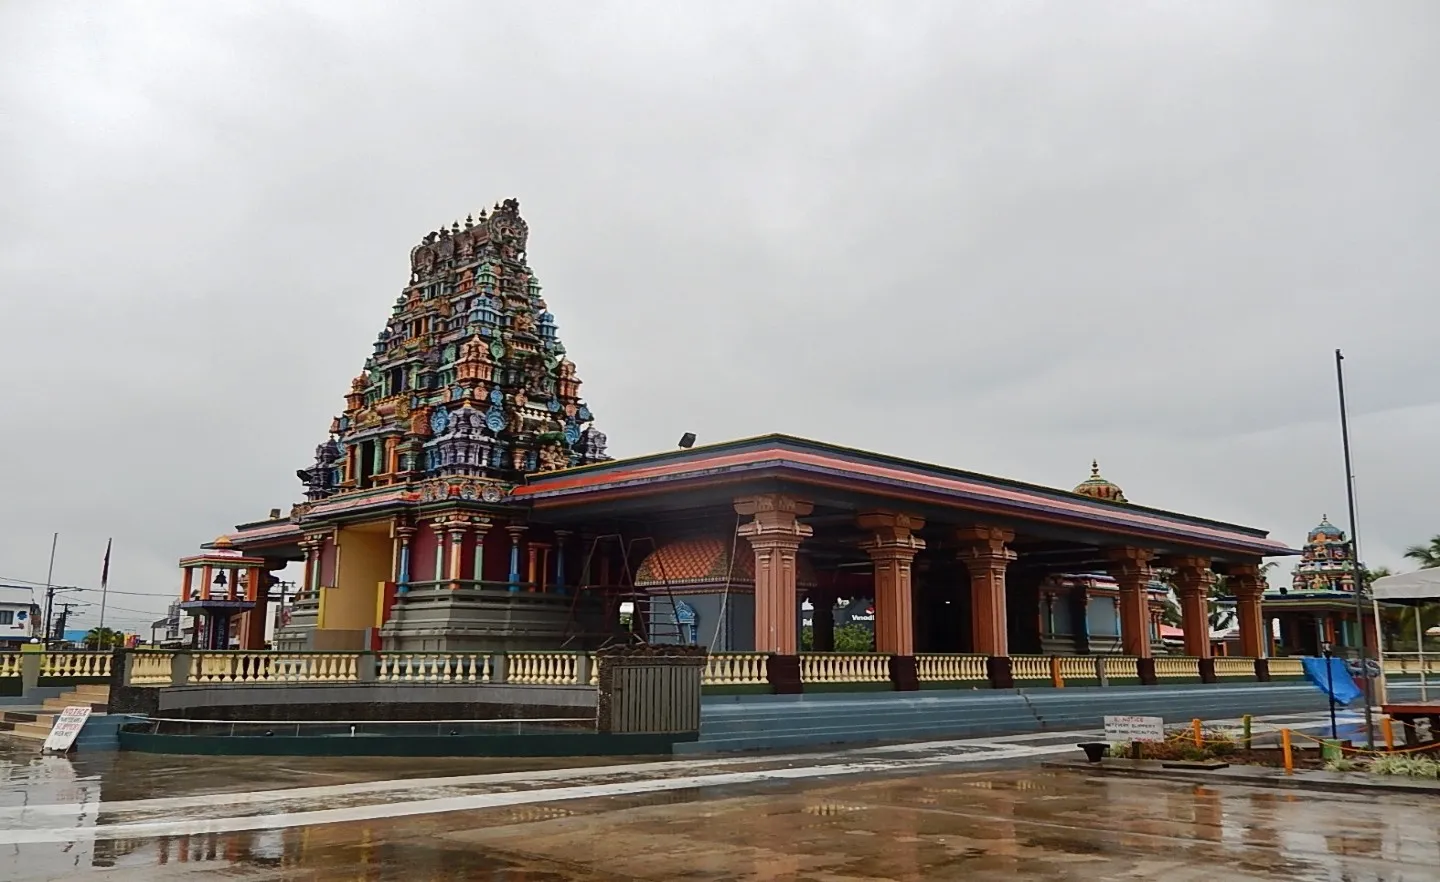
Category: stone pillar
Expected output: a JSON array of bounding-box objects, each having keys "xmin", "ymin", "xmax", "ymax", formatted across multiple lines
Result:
[
  {"xmin": 1072, "ymin": 587, "xmax": 1091, "ymax": 655},
  {"xmin": 1106, "ymin": 547, "xmax": 1156, "ymax": 682},
  {"xmin": 448, "ymin": 518, "xmax": 471, "ymax": 589},
  {"xmin": 1165, "ymin": 556, "xmax": 1215, "ymax": 660},
  {"xmin": 857, "ymin": 512, "xmax": 926, "ymax": 658},
  {"xmin": 956, "ymin": 526, "xmax": 1016, "ymax": 658},
  {"xmin": 180, "ymin": 567, "xmax": 193, "ymax": 603},
  {"xmin": 394, "ymin": 525, "xmax": 416, "ymax": 593},
  {"xmin": 506, "ymin": 525, "xmax": 527, "ymax": 593},
  {"xmin": 383, "ymin": 436, "xmax": 399, "ymax": 476},
  {"xmin": 554, "ymin": 530, "xmax": 572, "ymax": 595},
  {"xmin": 1230, "ymin": 562, "xmax": 1266, "ymax": 659},
  {"xmin": 526, "ymin": 544, "xmax": 541, "ymax": 592},
  {"xmin": 735, "ymin": 494, "xmax": 813, "ymax": 657},
  {"xmin": 470, "ymin": 517, "xmax": 491, "ymax": 586},
  {"xmin": 431, "ymin": 522, "xmax": 447, "ymax": 582}
]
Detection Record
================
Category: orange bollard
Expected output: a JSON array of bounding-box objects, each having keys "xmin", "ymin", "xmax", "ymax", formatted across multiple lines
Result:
[
  {"xmin": 1192, "ymin": 718, "xmax": 1204, "ymax": 748},
  {"xmin": 1383, "ymin": 716, "xmax": 1395, "ymax": 751},
  {"xmin": 1051, "ymin": 656, "xmax": 1063, "ymax": 688},
  {"xmin": 1281, "ymin": 728, "xmax": 1294, "ymax": 774}
]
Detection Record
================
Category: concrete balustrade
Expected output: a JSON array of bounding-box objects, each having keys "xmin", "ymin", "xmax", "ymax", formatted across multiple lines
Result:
[
  {"xmin": 1267, "ymin": 657, "xmax": 1305, "ymax": 677},
  {"xmin": 1383, "ymin": 655, "xmax": 1440, "ymax": 676},
  {"xmin": 1153, "ymin": 655, "xmax": 1201, "ymax": 680},
  {"xmin": 915, "ymin": 653, "xmax": 987, "ymax": 683},
  {"xmin": 1055, "ymin": 655, "xmax": 1098, "ymax": 684},
  {"xmin": 799, "ymin": 653, "xmax": 890, "ymax": 684},
  {"xmin": 507, "ymin": 652, "xmax": 586, "ymax": 685},
  {"xmin": 703, "ymin": 652, "xmax": 768, "ymax": 686},
  {"xmin": 376, "ymin": 652, "xmax": 492, "ymax": 684},
  {"xmin": 127, "ymin": 652, "xmax": 175, "ymax": 685},
  {"xmin": 1010, "ymin": 655, "xmax": 1052, "ymax": 681},
  {"xmin": 190, "ymin": 651, "xmax": 360, "ymax": 684},
  {"xmin": 1213, "ymin": 656, "xmax": 1257, "ymax": 678},
  {"xmin": 1105, "ymin": 656, "xmax": 1140, "ymax": 680},
  {"xmin": 0, "ymin": 649, "xmax": 1331, "ymax": 698},
  {"xmin": 43, "ymin": 652, "xmax": 112, "ymax": 679}
]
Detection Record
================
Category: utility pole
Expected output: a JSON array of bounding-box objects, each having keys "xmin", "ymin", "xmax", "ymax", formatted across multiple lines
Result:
[
  {"xmin": 52, "ymin": 602, "xmax": 74, "ymax": 645},
  {"xmin": 41, "ymin": 533, "xmax": 57, "ymax": 648}
]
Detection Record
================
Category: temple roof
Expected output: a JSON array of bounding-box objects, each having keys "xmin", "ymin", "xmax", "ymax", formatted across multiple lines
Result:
[{"xmin": 514, "ymin": 434, "xmax": 1299, "ymax": 560}]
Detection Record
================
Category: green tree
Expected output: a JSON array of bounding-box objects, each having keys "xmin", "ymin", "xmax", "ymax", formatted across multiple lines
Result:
[
  {"xmin": 83, "ymin": 627, "xmax": 125, "ymax": 649},
  {"xmin": 833, "ymin": 624, "xmax": 874, "ymax": 652},
  {"xmin": 1362, "ymin": 565, "xmax": 1393, "ymax": 587},
  {"xmin": 1404, "ymin": 536, "xmax": 1440, "ymax": 570}
]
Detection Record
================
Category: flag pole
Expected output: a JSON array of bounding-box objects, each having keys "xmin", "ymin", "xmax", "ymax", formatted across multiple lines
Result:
[
  {"xmin": 1336, "ymin": 349, "xmax": 1376, "ymax": 748},
  {"xmin": 98, "ymin": 539, "xmax": 112, "ymax": 636}
]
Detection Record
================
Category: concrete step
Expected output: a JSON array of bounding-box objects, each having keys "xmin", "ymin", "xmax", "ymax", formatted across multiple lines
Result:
[
  {"xmin": 41, "ymin": 697, "xmax": 107, "ymax": 712},
  {"xmin": 8, "ymin": 721, "xmax": 53, "ymax": 740},
  {"xmin": 73, "ymin": 684, "xmax": 111, "ymax": 699},
  {"xmin": 1, "ymin": 711, "xmax": 40, "ymax": 724},
  {"xmin": 686, "ymin": 684, "xmax": 1337, "ymax": 753}
]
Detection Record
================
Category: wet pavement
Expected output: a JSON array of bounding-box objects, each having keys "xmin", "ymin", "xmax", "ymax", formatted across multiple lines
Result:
[{"xmin": 4, "ymin": 710, "xmax": 1436, "ymax": 881}]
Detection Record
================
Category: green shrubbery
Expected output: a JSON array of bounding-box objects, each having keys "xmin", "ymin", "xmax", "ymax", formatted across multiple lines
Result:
[{"xmin": 1369, "ymin": 755, "xmax": 1440, "ymax": 778}]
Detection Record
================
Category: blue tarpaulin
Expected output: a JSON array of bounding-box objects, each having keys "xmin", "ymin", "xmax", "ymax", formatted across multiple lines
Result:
[{"xmin": 1302, "ymin": 656, "xmax": 1364, "ymax": 705}]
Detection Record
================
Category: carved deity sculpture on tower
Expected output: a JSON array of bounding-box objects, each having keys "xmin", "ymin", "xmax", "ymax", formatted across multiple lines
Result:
[{"xmin": 299, "ymin": 199, "xmax": 609, "ymax": 496}]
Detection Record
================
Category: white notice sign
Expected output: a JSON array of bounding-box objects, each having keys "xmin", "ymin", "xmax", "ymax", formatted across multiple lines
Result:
[
  {"xmin": 1103, "ymin": 715, "xmax": 1164, "ymax": 743},
  {"xmin": 42, "ymin": 706, "xmax": 92, "ymax": 754}
]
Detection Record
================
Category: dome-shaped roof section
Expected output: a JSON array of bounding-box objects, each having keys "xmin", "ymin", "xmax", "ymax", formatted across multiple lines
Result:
[
  {"xmin": 1310, "ymin": 516, "xmax": 1344, "ymax": 539},
  {"xmin": 634, "ymin": 536, "xmax": 817, "ymax": 588},
  {"xmin": 1073, "ymin": 460, "xmax": 1128, "ymax": 503}
]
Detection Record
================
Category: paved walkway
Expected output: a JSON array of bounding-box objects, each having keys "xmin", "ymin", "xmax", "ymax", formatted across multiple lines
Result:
[{"xmin": 2, "ymin": 710, "xmax": 1390, "ymax": 880}]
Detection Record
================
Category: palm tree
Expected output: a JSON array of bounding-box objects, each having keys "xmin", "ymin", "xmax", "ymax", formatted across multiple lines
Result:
[
  {"xmin": 83, "ymin": 627, "xmax": 124, "ymax": 650},
  {"xmin": 1404, "ymin": 536, "xmax": 1440, "ymax": 570}
]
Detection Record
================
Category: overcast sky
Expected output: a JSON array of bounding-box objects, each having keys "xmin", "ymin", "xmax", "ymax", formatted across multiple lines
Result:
[{"xmin": 2, "ymin": 1, "xmax": 1436, "ymax": 634}]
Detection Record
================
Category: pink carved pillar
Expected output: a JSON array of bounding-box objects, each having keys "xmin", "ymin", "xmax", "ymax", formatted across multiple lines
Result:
[
  {"xmin": 956, "ymin": 526, "xmax": 1017, "ymax": 657},
  {"xmin": 857, "ymin": 512, "xmax": 926, "ymax": 656},
  {"xmin": 735, "ymin": 495, "xmax": 813, "ymax": 655}
]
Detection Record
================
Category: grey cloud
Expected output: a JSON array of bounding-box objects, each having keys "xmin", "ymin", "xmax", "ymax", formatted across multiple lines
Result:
[{"xmin": 1, "ymin": 0, "xmax": 1436, "ymax": 631}]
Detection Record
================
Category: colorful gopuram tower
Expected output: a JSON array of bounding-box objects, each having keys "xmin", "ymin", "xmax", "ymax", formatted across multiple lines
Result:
[
  {"xmin": 299, "ymin": 198, "xmax": 608, "ymax": 499},
  {"xmin": 179, "ymin": 200, "xmax": 616, "ymax": 652}
]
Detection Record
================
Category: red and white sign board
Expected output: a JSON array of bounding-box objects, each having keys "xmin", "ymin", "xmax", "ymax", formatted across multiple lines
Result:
[
  {"xmin": 42, "ymin": 706, "xmax": 92, "ymax": 754},
  {"xmin": 1103, "ymin": 715, "xmax": 1164, "ymax": 743}
]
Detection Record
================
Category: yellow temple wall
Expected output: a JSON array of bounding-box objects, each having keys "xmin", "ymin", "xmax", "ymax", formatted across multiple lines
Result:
[{"xmin": 323, "ymin": 526, "xmax": 392, "ymax": 631}]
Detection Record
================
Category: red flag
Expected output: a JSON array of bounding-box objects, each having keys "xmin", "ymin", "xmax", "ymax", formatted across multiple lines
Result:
[{"xmin": 101, "ymin": 538, "xmax": 111, "ymax": 588}]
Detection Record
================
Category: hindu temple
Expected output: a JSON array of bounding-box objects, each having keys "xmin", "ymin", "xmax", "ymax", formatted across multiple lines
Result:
[
  {"xmin": 176, "ymin": 199, "xmax": 1299, "ymax": 685},
  {"xmin": 1263, "ymin": 516, "xmax": 1379, "ymax": 656}
]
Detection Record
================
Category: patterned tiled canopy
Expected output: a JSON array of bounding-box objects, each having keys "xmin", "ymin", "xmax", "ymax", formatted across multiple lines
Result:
[{"xmin": 635, "ymin": 536, "xmax": 819, "ymax": 588}]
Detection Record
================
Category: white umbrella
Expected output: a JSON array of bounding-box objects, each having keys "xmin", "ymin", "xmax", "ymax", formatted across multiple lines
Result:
[
  {"xmin": 1371, "ymin": 569, "xmax": 1440, "ymax": 701},
  {"xmin": 1371, "ymin": 569, "xmax": 1440, "ymax": 602}
]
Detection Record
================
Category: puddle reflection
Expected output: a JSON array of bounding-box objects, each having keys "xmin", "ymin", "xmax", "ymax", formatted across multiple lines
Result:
[{"xmin": 5, "ymin": 736, "xmax": 1440, "ymax": 880}]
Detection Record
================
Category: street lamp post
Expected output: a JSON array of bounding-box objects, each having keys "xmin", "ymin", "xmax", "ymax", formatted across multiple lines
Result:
[
  {"xmin": 1322, "ymin": 641, "xmax": 1339, "ymax": 741},
  {"xmin": 1335, "ymin": 349, "xmax": 1375, "ymax": 749}
]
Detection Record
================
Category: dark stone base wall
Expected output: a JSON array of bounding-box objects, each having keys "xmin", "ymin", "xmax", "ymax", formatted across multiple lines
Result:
[{"xmin": 152, "ymin": 683, "xmax": 597, "ymax": 723}]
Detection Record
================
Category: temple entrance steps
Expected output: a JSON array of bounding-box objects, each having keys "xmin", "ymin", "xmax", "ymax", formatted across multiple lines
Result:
[
  {"xmin": 675, "ymin": 682, "xmax": 1336, "ymax": 754},
  {"xmin": 2, "ymin": 685, "xmax": 109, "ymax": 742}
]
